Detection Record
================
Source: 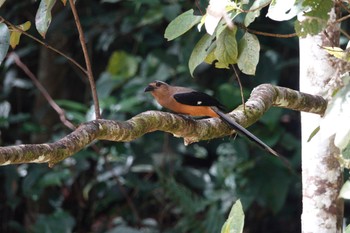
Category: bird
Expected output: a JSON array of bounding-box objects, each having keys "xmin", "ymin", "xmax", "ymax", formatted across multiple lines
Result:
[{"xmin": 144, "ymin": 80, "xmax": 279, "ymax": 157}]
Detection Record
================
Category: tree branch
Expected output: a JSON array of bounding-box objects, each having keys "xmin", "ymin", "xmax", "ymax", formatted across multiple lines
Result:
[
  {"xmin": 69, "ymin": 0, "xmax": 101, "ymax": 119},
  {"xmin": 0, "ymin": 84, "xmax": 327, "ymax": 167}
]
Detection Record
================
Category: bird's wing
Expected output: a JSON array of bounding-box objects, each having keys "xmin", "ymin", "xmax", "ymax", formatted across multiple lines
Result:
[{"xmin": 173, "ymin": 91, "xmax": 225, "ymax": 109}]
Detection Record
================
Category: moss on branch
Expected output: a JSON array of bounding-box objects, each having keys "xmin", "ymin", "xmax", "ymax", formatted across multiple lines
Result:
[{"xmin": 0, "ymin": 84, "xmax": 327, "ymax": 166}]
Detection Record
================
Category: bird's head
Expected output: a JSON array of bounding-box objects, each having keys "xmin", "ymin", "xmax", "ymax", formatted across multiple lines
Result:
[{"xmin": 144, "ymin": 80, "xmax": 169, "ymax": 93}]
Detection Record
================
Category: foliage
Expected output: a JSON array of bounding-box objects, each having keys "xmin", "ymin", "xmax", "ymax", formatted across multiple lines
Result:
[
  {"xmin": 0, "ymin": 0, "xmax": 313, "ymax": 232},
  {"xmin": 221, "ymin": 199, "xmax": 244, "ymax": 233}
]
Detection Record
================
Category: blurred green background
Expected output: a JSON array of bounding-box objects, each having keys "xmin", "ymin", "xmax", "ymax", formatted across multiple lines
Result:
[{"xmin": 0, "ymin": 0, "xmax": 301, "ymax": 232}]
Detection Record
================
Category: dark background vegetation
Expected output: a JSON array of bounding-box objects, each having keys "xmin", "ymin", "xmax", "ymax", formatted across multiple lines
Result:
[{"xmin": 0, "ymin": 0, "xmax": 301, "ymax": 232}]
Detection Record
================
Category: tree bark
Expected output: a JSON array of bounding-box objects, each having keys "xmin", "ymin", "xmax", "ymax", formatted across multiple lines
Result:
[
  {"xmin": 299, "ymin": 7, "xmax": 344, "ymax": 233},
  {"xmin": 0, "ymin": 84, "xmax": 326, "ymax": 167}
]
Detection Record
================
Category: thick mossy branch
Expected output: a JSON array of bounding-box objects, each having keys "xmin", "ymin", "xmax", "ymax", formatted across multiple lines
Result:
[{"xmin": 0, "ymin": 84, "xmax": 327, "ymax": 166}]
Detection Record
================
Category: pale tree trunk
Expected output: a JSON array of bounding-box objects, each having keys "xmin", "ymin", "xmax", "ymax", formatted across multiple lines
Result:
[{"xmin": 300, "ymin": 7, "xmax": 344, "ymax": 233}]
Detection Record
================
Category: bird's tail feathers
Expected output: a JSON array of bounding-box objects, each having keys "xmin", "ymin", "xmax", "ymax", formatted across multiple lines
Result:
[{"xmin": 211, "ymin": 107, "xmax": 280, "ymax": 157}]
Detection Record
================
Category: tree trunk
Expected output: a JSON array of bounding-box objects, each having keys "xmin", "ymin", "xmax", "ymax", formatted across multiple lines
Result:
[{"xmin": 299, "ymin": 7, "xmax": 343, "ymax": 233}]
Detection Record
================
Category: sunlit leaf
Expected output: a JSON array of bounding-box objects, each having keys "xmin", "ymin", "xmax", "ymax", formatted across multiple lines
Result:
[
  {"xmin": 221, "ymin": 199, "xmax": 244, "ymax": 233},
  {"xmin": 214, "ymin": 27, "xmax": 238, "ymax": 69},
  {"xmin": 245, "ymin": 0, "xmax": 271, "ymax": 26},
  {"xmin": 294, "ymin": 0, "xmax": 332, "ymax": 37},
  {"xmin": 323, "ymin": 46, "xmax": 350, "ymax": 62},
  {"xmin": 189, "ymin": 33, "xmax": 215, "ymax": 76},
  {"xmin": 0, "ymin": 23, "xmax": 10, "ymax": 65},
  {"xmin": 346, "ymin": 224, "xmax": 350, "ymax": 233},
  {"xmin": 267, "ymin": 0, "xmax": 300, "ymax": 21},
  {"xmin": 164, "ymin": 9, "xmax": 201, "ymax": 41},
  {"xmin": 339, "ymin": 180, "xmax": 350, "ymax": 199},
  {"xmin": 0, "ymin": 0, "xmax": 5, "ymax": 7},
  {"xmin": 35, "ymin": 0, "xmax": 57, "ymax": 38},
  {"xmin": 320, "ymin": 74, "xmax": 350, "ymax": 158},
  {"xmin": 204, "ymin": 0, "xmax": 234, "ymax": 35},
  {"xmin": 237, "ymin": 32, "xmax": 260, "ymax": 75},
  {"xmin": 10, "ymin": 21, "xmax": 31, "ymax": 49}
]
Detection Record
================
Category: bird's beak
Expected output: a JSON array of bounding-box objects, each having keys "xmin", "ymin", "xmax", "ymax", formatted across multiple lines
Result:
[{"xmin": 144, "ymin": 85, "xmax": 155, "ymax": 92}]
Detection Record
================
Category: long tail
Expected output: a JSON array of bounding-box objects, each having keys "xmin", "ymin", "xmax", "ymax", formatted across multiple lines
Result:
[{"xmin": 211, "ymin": 107, "xmax": 279, "ymax": 157}]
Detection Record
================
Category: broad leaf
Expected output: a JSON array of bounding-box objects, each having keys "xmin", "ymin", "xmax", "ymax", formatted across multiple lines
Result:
[
  {"xmin": 237, "ymin": 32, "xmax": 260, "ymax": 75},
  {"xmin": 0, "ymin": 23, "xmax": 10, "ymax": 65},
  {"xmin": 164, "ymin": 9, "xmax": 201, "ymax": 41},
  {"xmin": 346, "ymin": 224, "xmax": 350, "ymax": 233},
  {"xmin": 320, "ymin": 74, "xmax": 350, "ymax": 161},
  {"xmin": 294, "ymin": 0, "xmax": 332, "ymax": 37},
  {"xmin": 339, "ymin": 180, "xmax": 350, "ymax": 199},
  {"xmin": 106, "ymin": 50, "xmax": 139, "ymax": 77},
  {"xmin": 221, "ymin": 199, "xmax": 245, "ymax": 233},
  {"xmin": 245, "ymin": 0, "xmax": 271, "ymax": 26},
  {"xmin": 189, "ymin": 33, "xmax": 215, "ymax": 76},
  {"xmin": 214, "ymin": 27, "xmax": 238, "ymax": 69},
  {"xmin": 267, "ymin": 0, "xmax": 300, "ymax": 21},
  {"xmin": 35, "ymin": 0, "xmax": 57, "ymax": 38}
]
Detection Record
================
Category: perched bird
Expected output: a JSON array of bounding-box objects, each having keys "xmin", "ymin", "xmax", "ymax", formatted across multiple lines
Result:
[{"xmin": 144, "ymin": 80, "xmax": 279, "ymax": 156}]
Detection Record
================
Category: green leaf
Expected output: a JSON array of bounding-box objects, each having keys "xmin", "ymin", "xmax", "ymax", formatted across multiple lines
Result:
[
  {"xmin": 266, "ymin": 0, "xmax": 300, "ymax": 21},
  {"xmin": 55, "ymin": 99, "xmax": 89, "ymax": 112},
  {"xmin": 221, "ymin": 199, "xmax": 245, "ymax": 233},
  {"xmin": 204, "ymin": 48, "xmax": 216, "ymax": 64},
  {"xmin": 10, "ymin": 21, "xmax": 31, "ymax": 49},
  {"xmin": 164, "ymin": 9, "xmax": 202, "ymax": 41},
  {"xmin": 32, "ymin": 209, "xmax": 75, "ymax": 233},
  {"xmin": 107, "ymin": 50, "xmax": 139, "ymax": 77},
  {"xmin": 189, "ymin": 33, "xmax": 215, "ymax": 76},
  {"xmin": 237, "ymin": 32, "xmax": 260, "ymax": 75},
  {"xmin": 339, "ymin": 180, "xmax": 350, "ymax": 199},
  {"xmin": 323, "ymin": 46, "xmax": 350, "ymax": 62},
  {"xmin": 346, "ymin": 224, "xmax": 350, "ymax": 233},
  {"xmin": 307, "ymin": 126, "xmax": 320, "ymax": 142},
  {"xmin": 294, "ymin": 0, "xmax": 332, "ymax": 37},
  {"xmin": 38, "ymin": 169, "xmax": 71, "ymax": 187},
  {"xmin": 214, "ymin": 27, "xmax": 238, "ymax": 69},
  {"xmin": 35, "ymin": 0, "xmax": 57, "ymax": 38},
  {"xmin": 0, "ymin": 23, "xmax": 10, "ymax": 65},
  {"xmin": 320, "ymin": 74, "xmax": 350, "ymax": 152},
  {"xmin": 244, "ymin": 0, "xmax": 271, "ymax": 26}
]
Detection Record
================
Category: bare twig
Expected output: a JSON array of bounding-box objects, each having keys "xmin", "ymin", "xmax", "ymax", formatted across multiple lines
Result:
[
  {"xmin": 0, "ymin": 16, "xmax": 87, "ymax": 75},
  {"xmin": 235, "ymin": 22, "xmax": 297, "ymax": 38},
  {"xmin": 10, "ymin": 52, "xmax": 76, "ymax": 130},
  {"xmin": 68, "ymin": 0, "xmax": 101, "ymax": 119},
  {"xmin": 231, "ymin": 65, "xmax": 245, "ymax": 111}
]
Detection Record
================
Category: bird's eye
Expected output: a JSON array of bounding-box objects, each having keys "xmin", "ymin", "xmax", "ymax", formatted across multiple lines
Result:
[{"xmin": 155, "ymin": 82, "xmax": 162, "ymax": 87}]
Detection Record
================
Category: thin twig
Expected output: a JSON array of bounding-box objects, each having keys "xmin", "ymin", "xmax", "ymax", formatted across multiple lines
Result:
[
  {"xmin": 336, "ymin": 13, "xmax": 350, "ymax": 23},
  {"xmin": 0, "ymin": 16, "xmax": 87, "ymax": 75},
  {"xmin": 231, "ymin": 65, "xmax": 245, "ymax": 111},
  {"xmin": 10, "ymin": 52, "xmax": 76, "ymax": 130},
  {"xmin": 195, "ymin": 0, "xmax": 204, "ymax": 16},
  {"xmin": 68, "ymin": 0, "xmax": 101, "ymax": 119},
  {"xmin": 235, "ymin": 22, "xmax": 297, "ymax": 38},
  {"xmin": 339, "ymin": 27, "xmax": 350, "ymax": 40}
]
